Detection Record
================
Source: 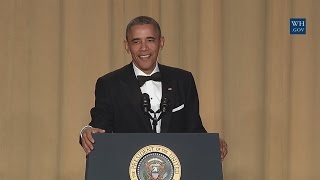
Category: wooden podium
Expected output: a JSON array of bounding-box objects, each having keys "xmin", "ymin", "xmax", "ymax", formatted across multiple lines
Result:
[{"xmin": 85, "ymin": 133, "xmax": 223, "ymax": 180}]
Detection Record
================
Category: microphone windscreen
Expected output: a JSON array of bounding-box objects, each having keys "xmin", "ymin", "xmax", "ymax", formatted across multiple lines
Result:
[
  {"xmin": 160, "ymin": 97, "xmax": 169, "ymax": 113},
  {"xmin": 141, "ymin": 93, "xmax": 150, "ymax": 113}
]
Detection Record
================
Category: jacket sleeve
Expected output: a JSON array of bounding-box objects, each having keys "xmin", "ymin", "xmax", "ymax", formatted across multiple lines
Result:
[{"xmin": 89, "ymin": 77, "xmax": 115, "ymax": 133}]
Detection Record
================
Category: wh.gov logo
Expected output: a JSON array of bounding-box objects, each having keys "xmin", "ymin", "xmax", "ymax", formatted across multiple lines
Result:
[{"xmin": 290, "ymin": 18, "xmax": 306, "ymax": 34}]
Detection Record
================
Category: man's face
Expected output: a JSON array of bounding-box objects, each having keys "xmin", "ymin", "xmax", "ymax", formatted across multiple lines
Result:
[{"xmin": 124, "ymin": 24, "xmax": 164, "ymax": 74}]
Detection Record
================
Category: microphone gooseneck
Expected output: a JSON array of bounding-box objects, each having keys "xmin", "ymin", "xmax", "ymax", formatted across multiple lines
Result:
[{"xmin": 141, "ymin": 93, "xmax": 170, "ymax": 133}]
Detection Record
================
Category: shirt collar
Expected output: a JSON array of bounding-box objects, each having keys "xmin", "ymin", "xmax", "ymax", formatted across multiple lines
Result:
[{"xmin": 133, "ymin": 62, "xmax": 160, "ymax": 77}]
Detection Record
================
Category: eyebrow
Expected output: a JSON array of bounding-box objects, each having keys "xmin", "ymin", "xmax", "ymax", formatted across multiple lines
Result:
[
  {"xmin": 130, "ymin": 36, "xmax": 156, "ymax": 42},
  {"xmin": 146, "ymin": 37, "xmax": 156, "ymax": 40}
]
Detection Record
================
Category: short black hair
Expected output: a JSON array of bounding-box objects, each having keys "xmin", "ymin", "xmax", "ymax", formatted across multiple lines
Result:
[{"xmin": 125, "ymin": 16, "xmax": 162, "ymax": 40}]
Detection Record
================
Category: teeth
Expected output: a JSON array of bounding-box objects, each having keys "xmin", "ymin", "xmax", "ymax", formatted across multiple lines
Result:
[{"xmin": 140, "ymin": 55, "xmax": 150, "ymax": 58}]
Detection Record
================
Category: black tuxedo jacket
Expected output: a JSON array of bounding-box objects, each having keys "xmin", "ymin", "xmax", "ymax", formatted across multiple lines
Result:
[{"xmin": 89, "ymin": 63, "xmax": 206, "ymax": 133}]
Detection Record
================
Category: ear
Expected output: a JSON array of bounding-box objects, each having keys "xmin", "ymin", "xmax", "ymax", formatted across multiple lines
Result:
[
  {"xmin": 160, "ymin": 36, "xmax": 165, "ymax": 50},
  {"xmin": 123, "ymin": 40, "xmax": 130, "ymax": 53}
]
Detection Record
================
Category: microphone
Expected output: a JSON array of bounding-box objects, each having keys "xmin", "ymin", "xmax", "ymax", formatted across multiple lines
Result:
[
  {"xmin": 158, "ymin": 97, "xmax": 170, "ymax": 121},
  {"xmin": 160, "ymin": 97, "xmax": 170, "ymax": 113},
  {"xmin": 141, "ymin": 93, "xmax": 157, "ymax": 133},
  {"xmin": 141, "ymin": 93, "xmax": 151, "ymax": 113}
]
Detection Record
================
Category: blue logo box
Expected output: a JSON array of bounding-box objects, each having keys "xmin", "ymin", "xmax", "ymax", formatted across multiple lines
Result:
[{"xmin": 290, "ymin": 18, "xmax": 306, "ymax": 34}]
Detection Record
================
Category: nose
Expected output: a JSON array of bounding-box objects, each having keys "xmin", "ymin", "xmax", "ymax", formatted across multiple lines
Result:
[{"xmin": 140, "ymin": 41, "xmax": 149, "ymax": 51}]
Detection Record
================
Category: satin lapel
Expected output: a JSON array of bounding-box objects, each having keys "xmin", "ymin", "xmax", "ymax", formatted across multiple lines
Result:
[
  {"xmin": 120, "ymin": 63, "xmax": 153, "ymax": 132},
  {"xmin": 159, "ymin": 65, "xmax": 175, "ymax": 133}
]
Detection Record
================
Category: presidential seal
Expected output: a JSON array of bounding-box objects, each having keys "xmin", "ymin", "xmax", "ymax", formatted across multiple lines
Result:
[{"xmin": 129, "ymin": 145, "xmax": 181, "ymax": 180}]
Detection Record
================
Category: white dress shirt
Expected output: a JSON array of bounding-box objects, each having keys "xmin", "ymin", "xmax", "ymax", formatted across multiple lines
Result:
[{"xmin": 133, "ymin": 62, "xmax": 162, "ymax": 133}]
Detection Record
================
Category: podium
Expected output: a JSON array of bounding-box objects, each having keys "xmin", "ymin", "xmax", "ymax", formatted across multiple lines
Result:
[{"xmin": 85, "ymin": 133, "xmax": 223, "ymax": 180}]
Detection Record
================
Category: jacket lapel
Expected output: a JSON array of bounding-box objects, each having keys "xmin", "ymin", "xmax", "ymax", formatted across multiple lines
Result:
[
  {"xmin": 159, "ymin": 64, "xmax": 176, "ymax": 133},
  {"xmin": 119, "ymin": 63, "xmax": 153, "ymax": 132}
]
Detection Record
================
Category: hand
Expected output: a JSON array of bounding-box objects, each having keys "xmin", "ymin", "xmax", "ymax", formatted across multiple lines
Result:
[
  {"xmin": 219, "ymin": 138, "xmax": 228, "ymax": 161},
  {"xmin": 81, "ymin": 127, "xmax": 105, "ymax": 155}
]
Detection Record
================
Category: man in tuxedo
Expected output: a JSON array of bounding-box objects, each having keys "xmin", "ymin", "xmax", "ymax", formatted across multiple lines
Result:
[{"xmin": 80, "ymin": 16, "xmax": 227, "ymax": 160}]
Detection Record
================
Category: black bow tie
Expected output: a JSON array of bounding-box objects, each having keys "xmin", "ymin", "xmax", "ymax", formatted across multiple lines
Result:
[{"xmin": 137, "ymin": 72, "xmax": 162, "ymax": 86}]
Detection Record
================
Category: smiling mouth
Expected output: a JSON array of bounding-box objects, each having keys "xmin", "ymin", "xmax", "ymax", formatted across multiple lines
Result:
[{"xmin": 139, "ymin": 55, "xmax": 151, "ymax": 59}]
